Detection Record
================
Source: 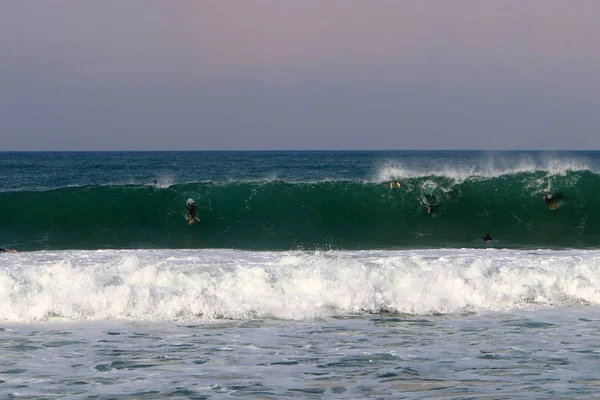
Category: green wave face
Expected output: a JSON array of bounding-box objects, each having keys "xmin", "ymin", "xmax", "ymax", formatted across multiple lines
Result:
[{"xmin": 2, "ymin": 171, "xmax": 599, "ymax": 250}]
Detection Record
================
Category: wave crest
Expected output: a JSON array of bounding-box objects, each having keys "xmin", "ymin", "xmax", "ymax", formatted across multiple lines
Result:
[{"xmin": 375, "ymin": 154, "xmax": 595, "ymax": 182}]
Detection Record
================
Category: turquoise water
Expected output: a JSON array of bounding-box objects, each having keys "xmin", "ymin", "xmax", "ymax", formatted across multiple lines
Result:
[{"xmin": 2, "ymin": 151, "xmax": 600, "ymax": 250}]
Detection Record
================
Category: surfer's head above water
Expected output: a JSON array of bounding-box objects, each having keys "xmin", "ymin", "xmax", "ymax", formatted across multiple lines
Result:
[{"xmin": 186, "ymin": 200, "xmax": 196, "ymax": 214}]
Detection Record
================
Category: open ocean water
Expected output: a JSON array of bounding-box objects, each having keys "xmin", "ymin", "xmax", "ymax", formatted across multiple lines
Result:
[{"xmin": 2, "ymin": 151, "xmax": 600, "ymax": 399}]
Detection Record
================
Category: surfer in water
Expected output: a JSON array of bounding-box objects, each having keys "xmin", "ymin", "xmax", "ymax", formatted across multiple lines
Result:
[
  {"xmin": 186, "ymin": 199, "xmax": 200, "ymax": 225},
  {"xmin": 0, "ymin": 247, "xmax": 17, "ymax": 253},
  {"xmin": 389, "ymin": 180, "xmax": 401, "ymax": 190},
  {"xmin": 481, "ymin": 233, "xmax": 493, "ymax": 243},
  {"xmin": 542, "ymin": 190, "xmax": 564, "ymax": 210},
  {"xmin": 420, "ymin": 194, "xmax": 437, "ymax": 214}
]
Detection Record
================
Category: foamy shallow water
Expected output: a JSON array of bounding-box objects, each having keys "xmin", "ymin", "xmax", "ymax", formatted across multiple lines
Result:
[
  {"xmin": 2, "ymin": 309, "xmax": 600, "ymax": 398},
  {"xmin": 2, "ymin": 249, "xmax": 600, "ymax": 398}
]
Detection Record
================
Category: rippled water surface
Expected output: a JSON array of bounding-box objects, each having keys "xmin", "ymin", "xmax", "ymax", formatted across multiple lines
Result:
[{"xmin": 2, "ymin": 308, "xmax": 600, "ymax": 399}]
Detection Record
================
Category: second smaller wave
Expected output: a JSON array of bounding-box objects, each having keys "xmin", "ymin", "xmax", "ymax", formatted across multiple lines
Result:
[{"xmin": 1, "ymin": 249, "xmax": 598, "ymax": 322}]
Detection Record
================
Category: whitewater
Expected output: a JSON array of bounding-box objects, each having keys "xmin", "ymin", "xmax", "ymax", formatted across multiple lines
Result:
[
  {"xmin": 2, "ymin": 151, "xmax": 600, "ymax": 398},
  {"xmin": 3, "ymin": 249, "xmax": 600, "ymax": 322}
]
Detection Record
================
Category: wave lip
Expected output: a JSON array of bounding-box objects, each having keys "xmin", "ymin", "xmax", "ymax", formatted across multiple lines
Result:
[
  {"xmin": 1, "ymin": 249, "xmax": 599, "ymax": 322},
  {"xmin": 375, "ymin": 154, "xmax": 596, "ymax": 183}
]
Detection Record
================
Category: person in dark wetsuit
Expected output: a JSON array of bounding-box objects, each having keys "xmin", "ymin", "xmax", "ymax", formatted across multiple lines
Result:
[
  {"xmin": 421, "ymin": 194, "xmax": 437, "ymax": 214},
  {"xmin": 0, "ymin": 248, "xmax": 17, "ymax": 253},
  {"xmin": 481, "ymin": 233, "xmax": 493, "ymax": 243},
  {"xmin": 186, "ymin": 199, "xmax": 200, "ymax": 225},
  {"xmin": 542, "ymin": 190, "xmax": 564, "ymax": 210}
]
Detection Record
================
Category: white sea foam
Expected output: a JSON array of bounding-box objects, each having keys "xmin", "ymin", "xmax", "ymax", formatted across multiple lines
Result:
[
  {"xmin": 1, "ymin": 249, "xmax": 599, "ymax": 322},
  {"xmin": 375, "ymin": 154, "xmax": 596, "ymax": 183}
]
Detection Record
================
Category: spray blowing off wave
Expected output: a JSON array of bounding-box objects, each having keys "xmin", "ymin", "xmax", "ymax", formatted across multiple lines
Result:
[
  {"xmin": 1, "ymin": 249, "xmax": 599, "ymax": 322},
  {"xmin": 1, "ymin": 169, "xmax": 600, "ymax": 250},
  {"xmin": 375, "ymin": 155, "xmax": 596, "ymax": 183}
]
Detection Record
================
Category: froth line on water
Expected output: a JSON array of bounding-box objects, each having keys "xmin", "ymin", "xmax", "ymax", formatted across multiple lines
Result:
[
  {"xmin": 375, "ymin": 154, "xmax": 596, "ymax": 182},
  {"xmin": 1, "ymin": 249, "xmax": 600, "ymax": 322}
]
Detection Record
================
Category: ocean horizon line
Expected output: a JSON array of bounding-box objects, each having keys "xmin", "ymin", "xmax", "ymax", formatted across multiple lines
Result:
[{"xmin": 2, "ymin": 149, "xmax": 599, "ymax": 153}]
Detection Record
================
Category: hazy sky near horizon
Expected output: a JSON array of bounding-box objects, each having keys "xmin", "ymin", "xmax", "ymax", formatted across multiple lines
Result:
[{"xmin": 1, "ymin": 1, "xmax": 600, "ymax": 150}]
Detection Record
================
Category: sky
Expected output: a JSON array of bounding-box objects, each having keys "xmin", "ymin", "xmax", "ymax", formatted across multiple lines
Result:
[{"xmin": 1, "ymin": 0, "xmax": 599, "ymax": 151}]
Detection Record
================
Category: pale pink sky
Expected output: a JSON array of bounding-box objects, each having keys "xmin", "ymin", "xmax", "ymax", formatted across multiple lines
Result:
[{"xmin": 1, "ymin": 1, "xmax": 600, "ymax": 149}]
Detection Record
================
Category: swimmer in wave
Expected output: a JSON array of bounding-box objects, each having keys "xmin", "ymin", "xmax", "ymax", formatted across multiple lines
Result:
[
  {"xmin": 542, "ymin": 190, "xmax": 564, "ymax": 210},
  {"xmin": 420, "ymin": 194, "xmax": 438, "ymax": 215},
  {"xmin": 389, "ymin": 180, "xmax": 401, "ymax": 190},
  {"xmin": 186, "ymin": 199, "xmax": 200, "ymax": 225}
]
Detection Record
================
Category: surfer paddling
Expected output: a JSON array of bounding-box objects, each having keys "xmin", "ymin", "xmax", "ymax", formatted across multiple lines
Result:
[
  {"xmin": 186, "ymin": 199, "xmax": 200, "ymax": 225},
  {"xmin": 0, "ymin": 247, "xmax": 17, "ymax": 253}
]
